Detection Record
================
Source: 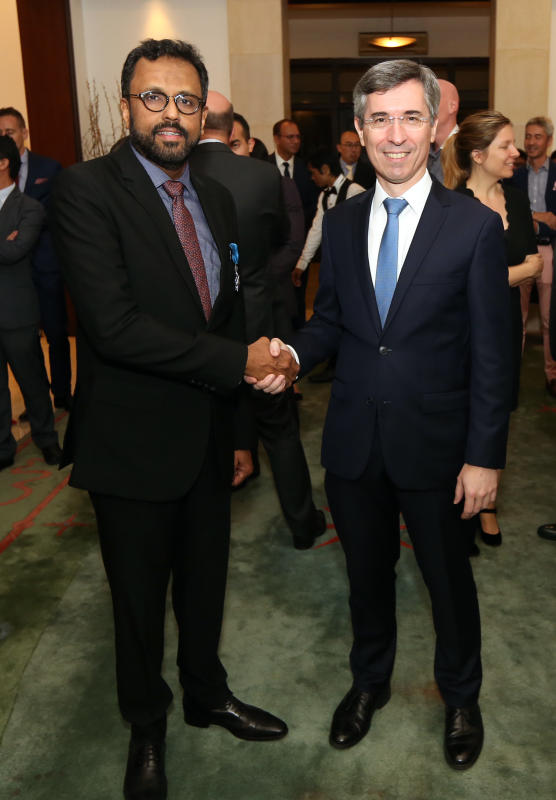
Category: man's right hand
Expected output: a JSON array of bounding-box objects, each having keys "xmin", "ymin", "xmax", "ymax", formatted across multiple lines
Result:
[
  {"xmin": 244, "ymin": 337, "xmax": 299, "ymax": 393},
  {"xmin": 292, "ymin": 267, "xmax": 304, "ymax": 287}
]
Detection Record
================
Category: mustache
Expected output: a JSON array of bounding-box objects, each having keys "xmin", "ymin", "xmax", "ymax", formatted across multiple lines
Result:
[{"xmin": 152, "ymin": 122, "xmax": 189, "ymax": 139}]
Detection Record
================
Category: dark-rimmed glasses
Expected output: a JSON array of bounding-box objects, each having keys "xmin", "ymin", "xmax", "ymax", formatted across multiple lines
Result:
[{"xmin": 127, "ymin": 91, "xmax": 203, "ymax": 115}]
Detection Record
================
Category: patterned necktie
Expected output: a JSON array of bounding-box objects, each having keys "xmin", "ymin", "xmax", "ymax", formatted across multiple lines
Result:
[
  {"xmin": 375, "ymin": 197, "xmax": 408, "ymax": 326},
  {"xmin": 283, "ymin": 161, "xmax": 291, "ymax": 178},
  {"xmin": 346, "ymin": 164, "xmax": 354, "ymax": 181},
  {"xmin": 163, "ymin": 180, "xmax": 212, "ymax": 320}
]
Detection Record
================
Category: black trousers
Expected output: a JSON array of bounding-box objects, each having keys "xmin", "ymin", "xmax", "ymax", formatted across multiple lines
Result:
[
  {"xmin": 0, "ymin": 325, "xmax": 58, "ymax": 460},
  {"xmin": 33, "ymin": 272, "xmax": 71, "ymax": 400},
  {"xmin": 325, "ymin": 435, "xmax": 482, "ymax": 708},
  {"xmin": 90, "ymin": 435, "xmax": 232, "ymax": 728},
  {"xmin": 251, "ymin": 388, "xmax": 318, "ymax": 539}
]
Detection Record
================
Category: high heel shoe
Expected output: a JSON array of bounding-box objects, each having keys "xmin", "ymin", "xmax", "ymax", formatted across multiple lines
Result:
[{"xmin": 477, "ymin": 508, "xmax": 502, "ymax": 547}]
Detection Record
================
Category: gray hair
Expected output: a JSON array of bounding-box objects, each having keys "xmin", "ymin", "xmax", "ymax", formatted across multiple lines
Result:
[
  {"xmin": 353, "ymin": 60, "xmax": 440, "ymax": 126},
  {"xmin": 526, "ymin": 115, "xmax": 554, "ymax": 138}
]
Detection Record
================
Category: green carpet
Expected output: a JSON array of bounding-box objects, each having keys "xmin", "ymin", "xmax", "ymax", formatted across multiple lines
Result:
[{"xmin": 1, "ymin": 339, "xmax": 555, "ymax": 799}]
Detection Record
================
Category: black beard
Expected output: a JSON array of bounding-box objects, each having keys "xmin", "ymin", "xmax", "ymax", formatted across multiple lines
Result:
[{"xmin": 129, "ymin": 118, "xmax": 200, "ymax": 170}]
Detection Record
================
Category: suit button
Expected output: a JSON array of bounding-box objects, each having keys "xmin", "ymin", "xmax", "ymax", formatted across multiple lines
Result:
[{"xmin": 379, "ymin": 346, "xmax": 392, "ymax": 356}]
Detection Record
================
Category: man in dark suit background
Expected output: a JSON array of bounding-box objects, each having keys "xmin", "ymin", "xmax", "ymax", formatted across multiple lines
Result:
[
  {"xmin": 51, "ymin": 39, "xmax": 296, "ymax": 800},
  {"xmin": 511, "ymin": 116, "xmax": 556, "ymax": 397},
  {"xmin": 189, "ymin": 91, "xmax": 325, "ymax": 550},
  {"xmin": 0, "ymin": 135, "xmax": 61, "ymax": 469},
  {"xmin": 269, "ymin": 118, "xmax": 319, "ymax": 330},
  {"xmin": 261, "ymin": 60, "xmax": 512, "ymax": 771},
  {"xmin": 0, "ymin": 107, "xmax": 72, "ymax": 410},
  {"xmin": 336, "ymin": 129, "xmax": 375, "ymax": 189}
]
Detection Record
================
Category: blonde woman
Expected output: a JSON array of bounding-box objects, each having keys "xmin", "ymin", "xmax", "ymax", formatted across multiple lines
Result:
[{"xmin": 443, "ymin": 111, "xmax": 543, "ymax": 549}]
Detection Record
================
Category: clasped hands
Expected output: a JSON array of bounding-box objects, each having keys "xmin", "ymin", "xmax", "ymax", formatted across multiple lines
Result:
[{"xmin": 244, "ymin": 337, "xmax": 298, "ymax": 394}]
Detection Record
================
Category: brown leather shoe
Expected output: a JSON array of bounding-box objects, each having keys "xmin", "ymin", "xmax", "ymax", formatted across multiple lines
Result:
[
  {"xmin": 444, "ymin": 703, "xmax": 483, "ymax": 770},
  {"xmin": 329, "ymin": 682, "xmax": 391, "ymax": 749}
]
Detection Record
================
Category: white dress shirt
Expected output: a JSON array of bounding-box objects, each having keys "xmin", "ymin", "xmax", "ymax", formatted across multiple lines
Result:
[
  {"xmin": 275, "ymin": 153, "xmax": 294, "ymax": 178},
  {"xmin": 368, "ymin": 171, "xmax": 432, "ymax": 285},
  {"xmin": 17, "ymin": 148, "xmax": 29, "ymax": 193},
  {"xmin": 0, "ymin": 182, "xmax": 16, "ymax": 211},
  {"xmin": 295, "ymin": 174, "xmax": 365, "ymax": 272}
]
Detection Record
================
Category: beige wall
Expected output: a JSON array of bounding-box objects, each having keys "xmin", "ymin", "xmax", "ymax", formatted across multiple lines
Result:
[
  {"xmin": 69, "ymin": 0, "xmax": 231, "ymax": 157},
  {"xmin": 289, "ymin": 12, "xmax": 490, "ymax": 60},
  {"xmin": 1, "ymin": 0, "xmax": 30, "ymax": 145},
  {"xmin": 493, "ymin": 0, "xmax": 552, "ymax": 146},
  {"xmin": 227, "ymin": 0, "xmax": 288, "ymax": 150}
]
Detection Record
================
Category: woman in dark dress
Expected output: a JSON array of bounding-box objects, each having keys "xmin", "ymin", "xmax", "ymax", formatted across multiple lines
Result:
[{"xmin": 443, "ymin": 111, "xmax": 543, "ymax": 549}]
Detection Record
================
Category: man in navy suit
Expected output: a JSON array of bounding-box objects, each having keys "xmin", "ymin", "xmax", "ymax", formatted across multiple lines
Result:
[
  {"xmin": 511, "ymin": 116, "xmax": 556, "ymax": 397},
  {"xmin": 257, "ymin": 60, "xmax": 512, "ymax": 770},
  {"xmin": 0, "ymin": 107, "xmax": 72, "ymax": 409}
]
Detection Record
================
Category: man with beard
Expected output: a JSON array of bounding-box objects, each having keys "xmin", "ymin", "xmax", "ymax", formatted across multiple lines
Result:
[{"xmin": 51, "ymin": 39, "xmax": 295, "ymax": 800}]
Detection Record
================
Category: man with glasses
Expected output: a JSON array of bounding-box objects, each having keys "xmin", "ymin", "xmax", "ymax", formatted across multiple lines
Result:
[
  {"xmin": 269, "ymin": 59, "xmax": 512, "ymax": 770},
  {"xmin": 51, "ymin": 38, "xmax": 294, "ymax": 800},
  {"xmin": 336, "ymin": 129, "xmax": 375, "ymax": 189}
]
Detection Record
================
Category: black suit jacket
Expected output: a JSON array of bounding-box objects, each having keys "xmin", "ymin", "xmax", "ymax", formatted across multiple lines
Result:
[
  {"xmin": 291, "ymin": 179, "xmax": 512, "ymax": 489},
  {"xmin": 0, "ymin": 186, "xmax": 43, "ymax": 328},
  {"xmin": 352, "ymin": 159, "xmax": 376, "ymax": 190},
  {"xmin": 268, "ymin": 153, "xmax": 318, "ymax": 231},
  {"xmin": 51, "ymin": 142, "xmax": 248, "ymax": 502},
  {"xmin": 23, "ymin": 150, "xmax": 62, "ymax": 276},
  {"xmin": 189, "ymin": 141, "xmax": 287, "ymax": 341},
  {"xmin": 511, "ymin": 161, "xmax": 556, "ymax": 241}
]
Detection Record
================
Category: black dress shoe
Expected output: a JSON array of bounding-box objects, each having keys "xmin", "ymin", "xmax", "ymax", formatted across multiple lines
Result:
[
  {"xmin": 330, "ymin": 682, "xmax": 391, "ymax": 749},
  {"xmin": 477, "ymin": 508, "xmax": 502, "ymax": 547},
  {"xmin": 444, "ymin": 703, "xmax": 483, "ymax": 770},
  {"xmin": 184, "ymin": 695, "xmax": 288, "ymax": 741},
  {"xmin": 41, "ymin": 443, "xmax": 62, "ymax": 465},
  {"xmin": 538, "ymin": 523, "xmax": 556, "ymax": 541},
  {"xmin": 54, "ymin": 395, "xmax": 73, "ymax": 411},
  {"xmin": 124, "ymin": 739, "xmax": 167, "ymax": 800},
  {"xmin": 293, "ymin": 509, "xmax": 327, "ymax": 550},
  {"xmin": 0, "ymin": 456, "xmax": 15, "ymax": 472}
]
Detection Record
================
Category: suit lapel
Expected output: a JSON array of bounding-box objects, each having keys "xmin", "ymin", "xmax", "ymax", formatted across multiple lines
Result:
[
  {"xmin": 382, "ymin": 180, "xmax": 449, "ymax": 333},
  {"xmin": 110, "ymin": 143, "xmax": 206, "ymax": 319},
  {"xmin": 0, "ymin": 186, "xmax": 21, "ymax": 235},
  {"xmin": 351, "ymin": 188, "xmax": 383, "ymax": 336},
  {"xmin": 190, "ymin": 169, "xmax": 235, "ymax": 330}
]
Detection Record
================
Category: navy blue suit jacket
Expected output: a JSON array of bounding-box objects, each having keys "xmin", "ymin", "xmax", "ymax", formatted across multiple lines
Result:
[
  {"xmin": 23, "ymin": 150, "xmax": 62, "ymax": 276},
  {"xmin": 268, "ymin": 153, "xmax": 318, "ymax": 231},
  {"xmin": 291, "ymin": 179, "xmax": 512, "ymax": 490},
  {"xmin": 511, "ymin": 161, "xmax": 556, "ymax": 242}
]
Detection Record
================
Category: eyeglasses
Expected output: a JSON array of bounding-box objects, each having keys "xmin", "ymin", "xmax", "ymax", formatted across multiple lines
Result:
[
  {"xmin": 127, "ymin": 91, "xmax": 203, "ymax": 115},
  {"xmin": 279, "ymin": 134, "xmax": 301, "ymax": 140},
  {"xmin": 364, "ymin": 114, "xmax": 430, "ymax": 129}
]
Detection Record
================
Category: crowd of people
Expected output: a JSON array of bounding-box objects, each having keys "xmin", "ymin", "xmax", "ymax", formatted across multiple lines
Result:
[{"xmin": 1, "ymin": 36, "xmax": 556, "ymax": 800}]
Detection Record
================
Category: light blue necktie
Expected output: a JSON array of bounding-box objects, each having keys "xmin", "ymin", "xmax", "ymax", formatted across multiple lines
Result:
[{"xmin": 375, "ymin": 197, "xmax": 408, "ymax": 326}]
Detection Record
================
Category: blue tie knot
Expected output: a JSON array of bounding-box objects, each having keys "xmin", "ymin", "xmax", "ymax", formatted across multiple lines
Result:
[{"xmin": 383, "ymin": 197, "xmax": 408, "ymax": 217}]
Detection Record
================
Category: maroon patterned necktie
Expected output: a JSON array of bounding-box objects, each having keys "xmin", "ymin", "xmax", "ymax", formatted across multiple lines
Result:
[{"xmin": 163, "ymin": 180, "xmax": 212, "ymax": 319}]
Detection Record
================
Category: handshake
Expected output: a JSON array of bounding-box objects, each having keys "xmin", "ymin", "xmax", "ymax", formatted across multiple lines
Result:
[{"xmin": 244, "ymin": 337, "xmax": 299, "ymax": 394}]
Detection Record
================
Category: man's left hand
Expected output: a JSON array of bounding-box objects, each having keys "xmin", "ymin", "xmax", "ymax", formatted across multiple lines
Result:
[
  {"xmin": 453, "ymin": 463, "xmax": 499, "ymax": 519},
  {"xmin": 232, "ymin": 449, "xmax": 254, "ymax": 487}
]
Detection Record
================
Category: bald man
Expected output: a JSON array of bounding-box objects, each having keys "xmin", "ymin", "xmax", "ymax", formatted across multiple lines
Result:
[
  {"xmin": 427, "ymin": 79, "xmax": 460, "ymax": 184},
  {"xmin": 189, "ymin": 91, "xmax": 326, "ymax": 550}
]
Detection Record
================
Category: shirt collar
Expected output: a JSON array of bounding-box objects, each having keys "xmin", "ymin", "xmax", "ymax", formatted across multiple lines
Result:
[
  {"xmin": 0, "ymin": 182, "xmax": 16, "ymax": 207},
  {"xmin": 332, "ymin": 174, "xmax": 346, "ymax": 191},
  {"xmin": 527, "ymin": 157, "xmax": 549, "ymax": 173},
  {"xmin": 130, "ymin": 143, "xmax": 191, "ymax": 191},
  {"xmin": 374, "ymin": 170, "xmax": 432, "ymax": 215},
  {"xmin": 275, "ymin": 153, "xmax": 292, "ymax": 169}
]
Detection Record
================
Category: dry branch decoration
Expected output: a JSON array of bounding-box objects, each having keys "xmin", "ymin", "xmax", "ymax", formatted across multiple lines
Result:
[{"xmin": 82, "ymin": 80, "xmax": 127, "ymax": 160}]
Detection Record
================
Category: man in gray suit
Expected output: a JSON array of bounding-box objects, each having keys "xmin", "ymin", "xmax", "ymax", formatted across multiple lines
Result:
[{"xmin": 0, "ymin": 135, "xmax": 61, "ymax": 469}]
